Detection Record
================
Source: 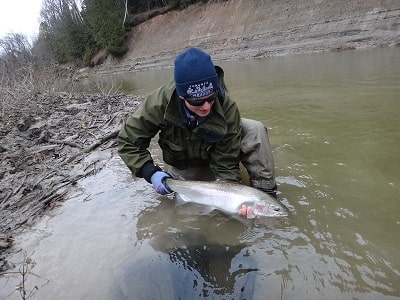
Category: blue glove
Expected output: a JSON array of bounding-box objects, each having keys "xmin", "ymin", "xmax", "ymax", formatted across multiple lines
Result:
[{"xmin": 150, "ymin": 171, "xmax": 172, "ymax": 195}]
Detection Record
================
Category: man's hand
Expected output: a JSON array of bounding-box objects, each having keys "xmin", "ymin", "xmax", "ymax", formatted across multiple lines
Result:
[{"xmin": 150, "ymin": 171, "xmax": 172, "ymax": 195}]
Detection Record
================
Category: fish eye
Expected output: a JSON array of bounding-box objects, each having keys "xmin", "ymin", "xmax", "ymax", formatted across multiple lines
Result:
[{"xmin": 273, "ymin": 206, "xmax": 281, "ymax": 211}]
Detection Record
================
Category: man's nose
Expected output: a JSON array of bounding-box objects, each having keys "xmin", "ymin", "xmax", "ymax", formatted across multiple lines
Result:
[{"xmin": 201, "ymin": 101, "xmax": 212, "ymax": 109}]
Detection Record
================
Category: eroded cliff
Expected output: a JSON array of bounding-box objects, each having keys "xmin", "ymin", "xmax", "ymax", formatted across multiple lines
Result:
[{"xmin": 96, "ymin": 0, "xmax": 400, "ymax": 73}]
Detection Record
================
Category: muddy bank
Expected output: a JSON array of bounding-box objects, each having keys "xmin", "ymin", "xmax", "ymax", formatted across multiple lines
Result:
[
  {"xmin": 93, "ymin": 0, "xmax": 400, "ymax": 74},
  {"xmin": 0, "ymin": 92, "xmax": 143, "ymax": 272}
]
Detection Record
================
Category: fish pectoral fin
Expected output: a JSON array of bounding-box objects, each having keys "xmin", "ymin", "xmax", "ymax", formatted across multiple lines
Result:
[{"xmin": 175, "ymin": 193, "xmax": 191, "ymax": 204}]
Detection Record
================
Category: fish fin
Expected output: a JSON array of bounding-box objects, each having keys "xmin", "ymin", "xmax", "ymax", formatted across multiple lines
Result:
[{"xmin": 175, "ymin": 193, "xmax": 191, "ymax": 204}]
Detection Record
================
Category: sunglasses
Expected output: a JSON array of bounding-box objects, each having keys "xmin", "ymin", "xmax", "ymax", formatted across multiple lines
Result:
[{"xmin": 183, "ymin": 92, "xmax": 217, "ymax": 107}]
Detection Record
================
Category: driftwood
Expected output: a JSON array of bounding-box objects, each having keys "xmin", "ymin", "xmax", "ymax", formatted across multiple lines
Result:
[
  {"xmin": 48, "ymin": 138, "xmax": 82, "ymax": 149},
  {"xmin": 65, "ymin": 129, "xmax": 119, "ymax": 164},
  {"xmin": 0, "ymin": 92, "xmax": 143, "ymax": 255}
]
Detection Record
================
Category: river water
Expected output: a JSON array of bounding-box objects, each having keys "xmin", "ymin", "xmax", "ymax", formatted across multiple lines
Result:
[{"xmin": 1, "ymin": 47, "xmax": 399, "ymax": 299}]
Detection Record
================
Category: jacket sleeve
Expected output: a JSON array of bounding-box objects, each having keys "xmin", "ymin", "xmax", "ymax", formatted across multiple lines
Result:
[
  {"xmin": 117, "ymin": 86, "xmax": 168, "ymax": 177},
  {"xmin": 208, "ymin": 96, "xmax": 242, "ymax": 182}
]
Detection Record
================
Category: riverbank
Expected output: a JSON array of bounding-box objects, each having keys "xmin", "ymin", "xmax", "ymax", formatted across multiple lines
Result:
[
  {"xmin": 0, "ymin": 92, "xmax": 143, "ymax": 272},
  {"xmin": 92, "ymin": 0, "xmax": 400, "ymax": 74}
]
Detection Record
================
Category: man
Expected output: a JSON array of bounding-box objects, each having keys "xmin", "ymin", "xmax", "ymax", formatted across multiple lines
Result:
[{"xmin": 118, "ymin": 47, "xmax": 276, "ymax": 199}]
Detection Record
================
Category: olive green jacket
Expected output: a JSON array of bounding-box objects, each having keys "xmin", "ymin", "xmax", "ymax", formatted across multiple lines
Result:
[{"xmin": 118, "ymin": 68, "xmax": 242, "ymax": 181}]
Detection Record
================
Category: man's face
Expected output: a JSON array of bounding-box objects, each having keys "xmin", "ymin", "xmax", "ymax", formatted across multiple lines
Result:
[{"xmin": 180, "ymin": 92, "xmax": 217, "ymax": 117}]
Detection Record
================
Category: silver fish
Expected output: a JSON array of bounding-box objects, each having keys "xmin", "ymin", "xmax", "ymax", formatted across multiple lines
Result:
[{"xmin": 165, "ymin": 178, "xmax": 288, "ymax": 218}]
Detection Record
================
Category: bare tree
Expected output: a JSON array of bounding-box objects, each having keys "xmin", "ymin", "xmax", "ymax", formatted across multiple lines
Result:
[
  {"xmin": 0, "ymin": 31, "xmax": 71, "ymax": 125},
  {"xmin": 0, "ymin": 33, "xmax": 32, "ymax": 65}
]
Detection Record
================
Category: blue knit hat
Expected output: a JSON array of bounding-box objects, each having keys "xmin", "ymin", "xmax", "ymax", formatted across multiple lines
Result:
[{"xmin": 174, "ymin": 47, "xmax": 219, "ymax": 98}]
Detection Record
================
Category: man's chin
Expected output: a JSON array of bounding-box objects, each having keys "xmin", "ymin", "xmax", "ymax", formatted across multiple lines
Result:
[{"xmin": 197, "ymin": 111, "xmax": 210, "ymax": 117}]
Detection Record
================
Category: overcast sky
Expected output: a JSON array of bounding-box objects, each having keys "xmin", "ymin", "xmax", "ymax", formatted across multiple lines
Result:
[{"xmin": 0, "ymin": 0, "xmax": 43, "ymax": 40}]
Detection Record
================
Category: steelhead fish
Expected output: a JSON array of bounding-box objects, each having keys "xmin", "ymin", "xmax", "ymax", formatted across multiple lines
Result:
[{"xmin": 165, "ymin": 178, "xmax": 288, "ymax": 218}]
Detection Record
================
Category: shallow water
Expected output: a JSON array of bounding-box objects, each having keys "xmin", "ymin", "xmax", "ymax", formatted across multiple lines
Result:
[{"xmin": 1, "ymin": 47, "xmax": 400, "ymax": 299}]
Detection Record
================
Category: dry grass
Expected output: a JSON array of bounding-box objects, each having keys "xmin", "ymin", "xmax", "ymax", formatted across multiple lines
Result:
[{"xmin": 0, "ymin": 60, "xmax": 74, "ymax": 135}]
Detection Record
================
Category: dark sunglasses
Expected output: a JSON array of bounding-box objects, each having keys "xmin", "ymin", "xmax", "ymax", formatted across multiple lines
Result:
[{"xmin": 183, "ymin": 92, "xmax": 218, "ymax": 107}]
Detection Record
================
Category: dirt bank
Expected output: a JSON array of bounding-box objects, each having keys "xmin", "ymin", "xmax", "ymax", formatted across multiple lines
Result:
[
  {"xmin": 0, "ymin": 92, "xmax": 143, "ymax": 272},
  {"xmin": 94, "ymin": 0, "xmax": 400, "ymax": 74}
]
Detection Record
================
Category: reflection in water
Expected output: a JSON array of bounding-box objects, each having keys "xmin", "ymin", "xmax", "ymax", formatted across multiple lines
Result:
[
  {"xmin": 168, "ymin": 244, "xmax": 257, "ymax": 297},
  {"xmin": 127, "ymin": 199, "xmax": 259, "ymax": 299}
]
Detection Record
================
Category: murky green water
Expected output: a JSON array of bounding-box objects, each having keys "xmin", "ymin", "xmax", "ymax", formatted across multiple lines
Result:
[{"xmin": 1, "ymin": 47, "xmax": 399, "ymax": 299}]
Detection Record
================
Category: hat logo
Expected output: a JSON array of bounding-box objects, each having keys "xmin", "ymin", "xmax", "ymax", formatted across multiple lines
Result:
[{"xmin": 186, "ymin": 81, "xmax": 214, "ymax": 98}]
